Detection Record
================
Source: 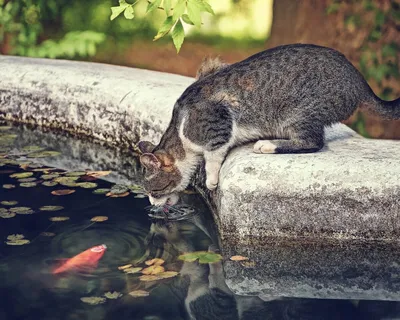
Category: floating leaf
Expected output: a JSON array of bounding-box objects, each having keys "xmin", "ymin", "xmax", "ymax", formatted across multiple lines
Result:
[
  {"xmin": 80, "ymin": 297, "xmax": 106, "ymax": 305},
  {"xmin": 145, "ymin": 258, "xmax": 165, "ymax": 266},
  {"xmin": 230, "ymin": 255, "xmax": 249, "ymax": 261},
  {"xmin": 110, "ymin": 184, "xmax": 129, "ymax": 194},
  {"xmin": 51, "ymin": 189, "xmax": 75, "ymax": 196},
  {"xmin": 33, "ymin": 167, "xmax": 57, "ymax": 172},
  {"xmin": 49, "ymin": 216, "xmax": 70, "ymax": 222},
  {"xmin": 129, "ymin": 290, "xmax": 149, "ymax": 297},
  {"xmin": 156, "ymin": 271, "xmax": 179, "ymax": 279},
  {"xmin": 86, "ymin": 171, "xmax": 111, "ymax": 178},
  {"xmin": 41, "ymin": 174, "xmax": 60, "ymax": 180},
  {"xmin": 91, "ymin": 216, "xmax": 108, "ymax": 222},
  {"xmin": 7, "ymin": 234, "xmax": 25, "ymax": 241},
  {"xmin": 22, "ymin": 146, "xmax": 45, "ymax": 152},
  {"xmin": 10, "ymin": 172, "xmax": 33, "ymax": 179},
  {"xmin": 6, "ymin": 239, "xmax": 30, "ymax": 246},
  {"xmin": 10, "ymin": 207, "xmax": 34, "ymax": 214},
  {"xmin": 77, "ymin": 182, "xmax": 98, "ymax": 189},
  {"xmin": 0, "ymin": 211, "xmax": 16, "ymax": 218},
  {"xmin": 104, "ymin": 291, "xmax": 122, "ymax": 299},
  {"xmin": 178, "ymin": 251, "xmax": 222, "ymax": 264},
  {"xmin": 142, "ymin": 265, "xmax": 165, "ymax": 275},
  {"xmin": 65, "ymin": 171, "xmax": 86, "ymax": 177},
  {"xmin": 27, "ymin": 151, "xmax": 61, "ymax": 158},
  {"xmin": 40, "ymin": 232, "xmax": 56, "ymax": 237},
  {"xmin": 18, "ymin": 177, "xmax": 37, "ymax": 183},
  {"xmin": 42, "ymin": 181, "xmax": 58, "ymax": 187},
  {"xmin": 54, "ymin": 176, "xmax": 79, "ymax": 187},
  {"xmin": 20, "ymin": 182, "xmax": 37, "ymax": 187},
  {"xmin": 1, "ymin": 200, "xmax": 18, "ymax": 206},
  {"xmin": 92, "ymin": 188, "xmax": 110, "ymax": 195},
  {"xmin": 118, "ymin": 264, "xmax": 132, "ymax": 270},
  {"xmin": 123, "ymin": 267, "xmax": 143, "ymax": 274},
  {"xmin": 2, "ymin": 184, "xmax": 15, "ymax": 189},
  {"xmin": 40, "ymin": 206, "xmax": 64, "ymax": 211},
  {"xmin": 106, "ymin": 191, "xmax": 129, "ymax": 198},
  {"xmin": 139, "ymin": 275, "xmax": 159, "ymax": 282}
]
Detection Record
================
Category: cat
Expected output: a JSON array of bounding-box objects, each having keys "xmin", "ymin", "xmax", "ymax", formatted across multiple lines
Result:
[{"xmin": 138, "ymin": 43, "xmax": 400, "ymax": 206}]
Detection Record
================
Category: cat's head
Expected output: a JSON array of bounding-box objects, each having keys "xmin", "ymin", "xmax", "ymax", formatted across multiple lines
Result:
[{"xmin": 138, "ymin": 141, "xmax": 181, "ymax": 206}]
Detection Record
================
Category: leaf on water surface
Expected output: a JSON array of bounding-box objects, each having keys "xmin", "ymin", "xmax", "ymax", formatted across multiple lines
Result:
[
  {"xmin": 19, "ymin": 163, "xmax": 31, "ymax": 171},
  {"xmin": 145, "ymin": 258, "xmax": 165, "ymax": 266},
  {"xmin": 10, "ymin": 172, "xmax": 33, "ymax": 179},
  {"xmin": 2, "ymin": 184, "xmax": 16, "ymax": 189},
  {"xmin": 86, "ymin": 171, "xmax": 111, "ymax": 178},
  {"xmin": 92, "ymin": 188, "xmax": 110, "ymax": 195},
  {"xmin": 7, "ymin": 234, "xmax": 25, "ymax": 241},
  {"xmin": 230, "ymin": 255, "xmax": 249, "ymax": 261},
  {"xmin": 139, "ymin": 275, "xmax": 159, "ymax": 282},
  {"xmin": 40, "ymin": 206, "xmax": 64, "ymax": 211},
  {"xmin": 27, "ymin": 151, "xmax": 61, "ymax": 158},
  {"xmin": 22, "ymin": 145, "xmax": 45, "ymax": 152},
  {"xmin": 104, "ymin": 291, "xmax": 122, "ymax": 299},
  {"xmin": 77, "ymin": 182, "xmax": 98, "ymax": 189},
  {"xmin": 128, "ymin": 290, "xmax": 149, "ymax": 297},
  {"xmin": 42, "ymin": 181, "xmax": 58, "ymax": 187},
  {"xmin": 156, "ymin": 271, "xmax": 179, "ymax": 279},
  {"xmin": 110, "ymin": 184, "xmax": 129, "ymax": 194},
  {"xmin": 0, "ymin": 211, "xmax": 16, "ymax": 218},
  {"xmin": 6, "ymin": 239, "xmax": 30, "ymax": 246},
  {"xmin": 118, "ymin": 264, "xmax": 132, "ymax": 270},
  {"xmin": 178, "ymin": 251, "xmax": 222, "ymax": 264},
  {"xmin": 123, "ymin": 267, "xmax": 142, "ymax": 274},
  {"xmin": 49, "ymin": 216, "xmax": 70, "ymax": 222},
  {"xmin": 51, "ymin": 189, "xmax": 75, "ymax": 196},
  {"xmin": 10, "ymin": 207, "xmax": 34, "ymax": 214},
  {"xmin": 90, "ymin": 216, "xmax": 108, "ymax": 222},
  {"xmin": 65, "ymin": 171, "xmax": 86, "ymax": 177},
  {"xmin": 141, "ymin": 265, "xmax": 165, "ymax": 275},
  {"xmin": 1, "ymin": 200, "xmax": 18, "ymax": 206},
  {"xmin": 54, "ymin": 176, "xmax": 79, "ymax": 183},
  {"xmin": 106, "ymin": 191, "xmax": 130, "ymax": 198},
  {"xmin": 20, "ymin": 182, "xmax": 37, "ymax": 187},
  {"xmin": 41, "ymin": 173, "xmax": 60, "ymax": 180},
  {"xmin": 18, "ymin": 177, "xmax": 37, "ymax": 182},
  {"xmin": 40, "ymin": 232, "xmax": 56, "ymax": 237},
  {"xmin": 80, "ymin": 297, "xmax": 106, "ymax": 305}
]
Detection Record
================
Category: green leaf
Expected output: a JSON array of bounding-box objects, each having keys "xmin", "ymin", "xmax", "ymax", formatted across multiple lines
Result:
[
  {"xmin": 173, "ymin": 0, "xmax": 186, "ymax": 20},
  {"xmin": 110, "ymin": 3, "xmax": 129, "ymax": 21},
  {"xmin": 181, "ymin": 14, "xmax": 194, "ymax": 25},
  {"xmin": 172, "ymin": 20, "xmax": 185, "ymax": 53},
  {"xmin": 375, "ymin": 10, "xmax": 385, "ymax": 27},
  {"xmin": 147, "ymin": 0, "xmax": 162, "ymax": 14},
  {"xmin": 178, "ymin": 251, "xmax": 222, "ymax": 264},
  {"xmin": 198, "ymin": 0, "xmax": 214, "ymax": 14},
  {"xmin": 153, "ymin": 16, "xmax": 176, "ymax": 41},
  {"xmin": 382, "ymin": 43, "xmax": 398, "ymax": 58},
  {"xmin": 187, "ymin": 0, "xmax": 202, "ymax": 28},
  {"xmin": 163, "ymin": 0, "xmax": 171, "ymax": 15},
  {"xmin": 124, "ymin": 6, "xmax": 134, "ymax": 19}
]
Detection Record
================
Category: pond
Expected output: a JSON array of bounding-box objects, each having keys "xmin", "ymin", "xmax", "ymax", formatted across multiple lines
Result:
[{"xmin": 1, "ymin": 121, "xmax": 400, "ymax": 320}]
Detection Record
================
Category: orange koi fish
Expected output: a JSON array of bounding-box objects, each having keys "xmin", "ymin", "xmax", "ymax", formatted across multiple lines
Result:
[{"xmin": 52, "ymin": 244, "xmax": 107, "ymax": 274}]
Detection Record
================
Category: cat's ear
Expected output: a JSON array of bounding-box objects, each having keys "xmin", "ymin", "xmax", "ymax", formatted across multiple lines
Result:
[
  {"xmin": 196, "ymin": 56, "xmax": 229, "ymax": 80},
  {"xmin": 137, "ymin": 141, "xmax": 156, "ymax": 154},
  {"xmin": 140, "ymin": 153, "xmax": 161, "ymax": 171}
]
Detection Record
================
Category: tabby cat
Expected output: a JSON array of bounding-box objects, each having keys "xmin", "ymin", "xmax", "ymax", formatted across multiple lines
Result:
[{"xmin": 138, "ymin": 43, "xmax": 400, "ymax": 206}]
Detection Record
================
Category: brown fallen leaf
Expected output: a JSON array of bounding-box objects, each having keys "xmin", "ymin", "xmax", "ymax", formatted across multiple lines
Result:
[
  {"xmin": 86, "ymin": 171, "xmax": 112, "ymax": 178},
  {"xmin": 106, "ymin": 191, "xmax": 130, "ymax": 198},
  {"xmin": 141, "ymin": 265, "xmax": 165, "ymax": 275},
  {"xmin": 139, "ymin": 275, "xmax": 159, "ymax": 282},
  {"xmin": 118, "ymin": 264, "xmax": 132, "ymax": 270},
  {"xmin": 156, "ymin": 271, "xmax": 179, "ymax": 279},
  {"xmin": 90, "ymin": 216, "xmax": 108, "ymax": 222},
  {"xmin": 129, "ymin": 290, "xmax": 150, "ymax": 297},
  {"xmin": 49, "ymin": 216, "xmax": 70, "ymax": 222},
  {"xmin": 230, "ymin": 255, "xmax": 249, "ymax": 261},
  {"xmin": 145, "ymin": 258, "xmax": 165, "ymax": 266},
  {"xmin": 51, "ymin": 189, "xmax": 75, "ymax": 196}
]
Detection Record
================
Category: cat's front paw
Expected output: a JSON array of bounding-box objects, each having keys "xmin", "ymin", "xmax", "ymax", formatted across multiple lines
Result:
[{"xmin": 206, "ymin": 178, "xmax": 219, "ymax": 191}]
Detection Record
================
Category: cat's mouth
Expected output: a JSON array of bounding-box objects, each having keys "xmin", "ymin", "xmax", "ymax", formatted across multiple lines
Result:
[{"xmin": 149, "ymin": 192, "xmax": 180, "ymax": 207}]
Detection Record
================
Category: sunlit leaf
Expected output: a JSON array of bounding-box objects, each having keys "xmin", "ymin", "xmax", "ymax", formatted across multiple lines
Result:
[
  {"xmin": 142, "ymin": 265, "xmax": 165, "ymax": 275},
  {"xmin": 181, "ymin": 14, "xmax": 194, "ymax": 25},
  {"xmin": 106, "ymin": 191, "xmax": 130, "ymax": 198},
  {"xmin": 118, "ymin": 264, "xmax": 132, "ymax": 270},
  {"xmin": 42, "ymin": 181, "xmax": 58, "ymax": 187},
  {"xmin": 0, "ymin": 210, "xmax": 16, "ymax": 218},
  {"xmin": 187, "ymin": 0, "xmax": 202, "ymax": 28},
  {"xmin": 40, "ymin": 232, "xmax": 56, "ymax": 237},
  {"xmin": 7, "ymin": 234, "xmax": 25, "ymax": 241},
  {"xmin": 40, "ymin": 205, "xmax": 64, "ymax": 211},
  {"xmin": 20, "ymin": 182, "xmax": 37, "ymax": 187},
  {"xmin": 1, "ymin": 200, "xmax": 18, "ymax": 206},
  {"xmin": 128, "ymin": 290, "xmax": 150, "ymax": 297},
  {"xmin": 172, "ymin": 20, "xmax": 185, "ymax": 53},
  {"xmin": 178, "ymin": 251, "xmax": 222, "ymax": 264},
  {"xmin": 124, "ymin": 5, "xmax": 134, "ymax": 19},
  {"xmin": 145, "ymin": 258, "xmax": 165, "ymax": 266},
  {"xmin": 49, "ymin": 216, "xmax": 70, "ymax": 222},
  {"xmin": 111, "ymin": 184, "xmax": 129, "ymax": 194},
  {"xmin": 173, "ymin": 0, "xmax": 186, "ymax": 20},
  {"xmin": 139, "ymin": 275, "xmax": 159, "ymax": 282},
  {"xmin": 123, "ymin": 267, "xmax": 143, "ymax": 274},
  {"xmin": 93, "ymin": 188, "xmax": 111, "ymax": 195},
  {"xmin": 156, "ymin": 271, "xmax": 179, "ymax": 279},
  {"xmin": 10, "ymin": 172, "xmax": 33, "ymax": 179},
  {"xmin": 91, "ymin": 216, "xmax": 108, "ymax": 222},
  {"xmin": 2, "ymin": 184, "xmax": 15, "ymax": 189},
  {"xmin": 198, "ymin": 0, "xmax": 214, "ymax": 14},
  {"xmin": 32, "ymin": 168, "xmax": 57, "ymax": 172},
  {"xmin": 147, "ymin": 0, "xmax": 162, "ymax": 14},
  {"xmin": 65, "ymin": 171, "xmax": 86, "ymax": 177},
  {"xmin": 230, "ymin": 255, "xmax": 249, "ymax": 261},
  {"xmin": 80, "ymin": 296, "xmax": 106, "ymax": 305},
  {"xmin": 104, "ymin": 291, "xmax": 122, "ymax": 299},
  {"xmin": 6, "ymin": 239, "xmax": 30, "ymax": 246},
  {"xmin": 27, "ymin": 151, "xmax": 61, "ymax": 158},
  {"xmin": 164, "ymin": 0, "xmax": 171, "ymax": 14},
  {"xmin": 154, "ymin": 16, "xmax": 176, "ymax": 41},
  {"xmin": 51, "ymin": 189, "xmax": 75, "ymax": 196},
  {"xmin": 10, "ymin": 207, "xmax": 34, "ymax": 214},
  {"xmin": 86, "ymin": 171, "xmax": 111, "ymax": 178},
  {"xmin": 18, "ymin": 177, "xmax": 37, "ymax": 182},
  {"xmin": 41, "ymin": 173, "xmax": 60, "ymax": 180},
  {"xmin": 77, "ymin": 182, "xmax": 98, "ymax": 189}
]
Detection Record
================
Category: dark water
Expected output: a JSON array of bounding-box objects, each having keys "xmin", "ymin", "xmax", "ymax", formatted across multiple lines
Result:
[{"xmin": 1, "ymin": 122, "xmax": 400, "ymax": 320}]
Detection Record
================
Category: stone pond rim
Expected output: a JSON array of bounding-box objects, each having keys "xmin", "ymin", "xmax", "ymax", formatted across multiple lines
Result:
[{"xmin": 1, "ymin": 56, "xmax": 400, "ymax": 299}]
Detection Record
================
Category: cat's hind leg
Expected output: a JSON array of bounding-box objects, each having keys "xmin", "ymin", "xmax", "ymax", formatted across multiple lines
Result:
[{"xmin": 253, "ymin": 123, "xmax": 325, "ymax": 154}]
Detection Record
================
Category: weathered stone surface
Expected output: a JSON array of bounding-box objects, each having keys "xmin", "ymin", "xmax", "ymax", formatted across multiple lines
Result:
[{"xmin": 0, "ymin": 55, "xmax": 193, "ymax": 149}]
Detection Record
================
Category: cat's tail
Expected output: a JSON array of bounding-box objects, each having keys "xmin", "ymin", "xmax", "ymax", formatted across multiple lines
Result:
[{"xmin": 363, "ymin": 95, "xmax": 400, "ymax": 119}]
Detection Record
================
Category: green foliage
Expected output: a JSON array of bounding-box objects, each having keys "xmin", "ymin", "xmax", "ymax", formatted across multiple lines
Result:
[
  {"xmin": 178, "ymin": 251, "xmax": 222, "ymax": 264},
  {"xmin": 0, "ymin": 0, "xmax": 106, "ymax": 59},
  {"xmin": 109, "ymin": 0, "xmax": 215, "ymax": 53}
]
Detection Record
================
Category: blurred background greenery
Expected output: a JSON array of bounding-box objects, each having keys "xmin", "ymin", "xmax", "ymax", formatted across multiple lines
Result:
[{"xmin": 0, "ymin": 0, "xmax": 399, "ymax": 139}]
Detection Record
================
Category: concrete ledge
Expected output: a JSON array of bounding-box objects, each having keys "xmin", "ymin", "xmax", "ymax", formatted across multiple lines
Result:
[{"xmin": 1, "ymin": 56, "xmax": 400, "ymax": 300}]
